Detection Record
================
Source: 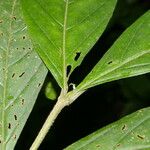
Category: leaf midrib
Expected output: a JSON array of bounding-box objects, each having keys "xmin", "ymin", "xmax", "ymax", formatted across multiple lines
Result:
[
  {"xmin": 62, "ymin": 0, "xmax": 69, "ymax": 92},
  {"xmin": 1, "ymin": 0, "xmax": 17, "ymax": 149}
]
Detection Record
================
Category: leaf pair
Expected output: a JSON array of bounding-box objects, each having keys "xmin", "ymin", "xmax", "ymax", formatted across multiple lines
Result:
[{"xmin": 21, "ymin": 0, "xmax": 150, "ymax": 92}]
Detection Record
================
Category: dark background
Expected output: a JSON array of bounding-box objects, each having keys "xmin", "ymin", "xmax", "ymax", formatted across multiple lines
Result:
[{"xmin": 15, "ymin": 0, "xmax": 150, "ymax": 149}]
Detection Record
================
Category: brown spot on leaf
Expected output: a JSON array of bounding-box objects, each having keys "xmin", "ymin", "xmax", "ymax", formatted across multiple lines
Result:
[
  {"xmin": 8, "ymin": 123, "xmax": 11, "ymax": 129},
  {"xmin": 121, "ymin": 125, "xmax": 127, "ymax": 131},
  {"xmin": 137, "ymin": 134, "xmax": 144, "ymax": 140},
  {"xmin": 23, "ymin": 36, "xmax": 26, "ymax": 39},
  {"xmin": 14, "ymin": 115, "xmax": 17, "ymax": 121},
  {"xmin": 0, "ymin": 20, "xmax": 3, "ymax": 23},
  {"xmin": 38, "ymin": 83, "xmax": 41, "ymax": 87},
  {"xmin": 12, "ymin": 16, "xmax": 16, "ymax": 20},
  {"xmin": 12, "ymin": 73, "xmax": 15, "ymax": 78},
  {"xmin": 21, "ymin": 99, "xmax": 25, "ymax": 105},
  {"xmin": 108, "ymin": 61, "xmax": 113, "ymax": 64},
  {"xmin": 19, "ymin": 72, "xmax": 25, "ymax": 77}
]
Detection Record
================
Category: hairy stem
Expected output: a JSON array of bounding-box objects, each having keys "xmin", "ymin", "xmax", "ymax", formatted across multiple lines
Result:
[{"xmin": 30, "ymin": 89, "xmax": 84, "ymax": 150}]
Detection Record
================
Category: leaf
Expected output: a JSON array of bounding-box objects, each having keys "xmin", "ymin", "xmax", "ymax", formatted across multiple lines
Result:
[
  {"xmin": 78, "ymin": 11, "xmax": 150, "ymax": 90},
  {"xmin": 0, "ymin": 0, "xmax": 47, "ymax": 149},
  {"xmin": 65, "ymin": 107, "xmax": 150, "ymax": 150},
  {"xmin": 21, "ymin": 0, "xmax": 117, "ymax": 89}
]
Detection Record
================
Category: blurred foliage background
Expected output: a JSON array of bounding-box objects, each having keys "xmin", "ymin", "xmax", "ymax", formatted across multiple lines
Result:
[{"xmin": 15, "ymin": 0, "xmax": 150, "ymax": 149}]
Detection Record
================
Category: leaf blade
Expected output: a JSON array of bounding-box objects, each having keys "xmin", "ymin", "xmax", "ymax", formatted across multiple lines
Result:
[
  {"xmin": 21, "ymin": 0, "xmax": 117, "ymax": 88},
  {"xmin": 78, "ymin": 11, "xmax": 150, "ymax": 90},
  {"xmin": 0, "ymin": 0, "xmax": 47, "ymax": 149},
  {"xmin": 65, "ymin": 107, "xmax": 150, "ymax": 150}
]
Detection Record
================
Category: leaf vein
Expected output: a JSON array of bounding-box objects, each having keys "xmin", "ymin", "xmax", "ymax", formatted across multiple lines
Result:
[
  {"xmin": 33, "ymin": 0, "xmax": 63, "ymax": 28},
  {"xmin": 66, "ymin": 2, "xmax": 105, "ymax": 31},
  {"xmin": 26, "ymin": 9, "xmax": 60, "ymax": 52},
  {"xmin": 120, "ymin": 21, "xmax": 144, "ymax": 63},
  {"xmin": 62, "ymin": 0, "xmax": 69, "ymax": 91}
]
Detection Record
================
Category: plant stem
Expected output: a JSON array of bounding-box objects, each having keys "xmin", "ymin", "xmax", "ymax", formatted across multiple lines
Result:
[
  {"xmin": 30, "ymin": 95, "xmax": 67, "ymax": 150},
  {"xmin": 30, "ymin": 89, "xmax": 84, "ymax": 150}
]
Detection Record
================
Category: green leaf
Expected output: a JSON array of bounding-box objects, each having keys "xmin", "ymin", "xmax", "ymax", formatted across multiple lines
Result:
[
  {"xmin": 21, "ymin": 0, "xmax": 117, "ymax": 88},
  {"xmin": 78, "ymin": 11, "xmax": 150, "ymax": 90},
  {"xmin": 0, "ymin": 0, "xmax": 47, "ymax": 149},
  {"xmin": 65, "ymin": 107, "xmax": 150, "ymax": 150}
]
